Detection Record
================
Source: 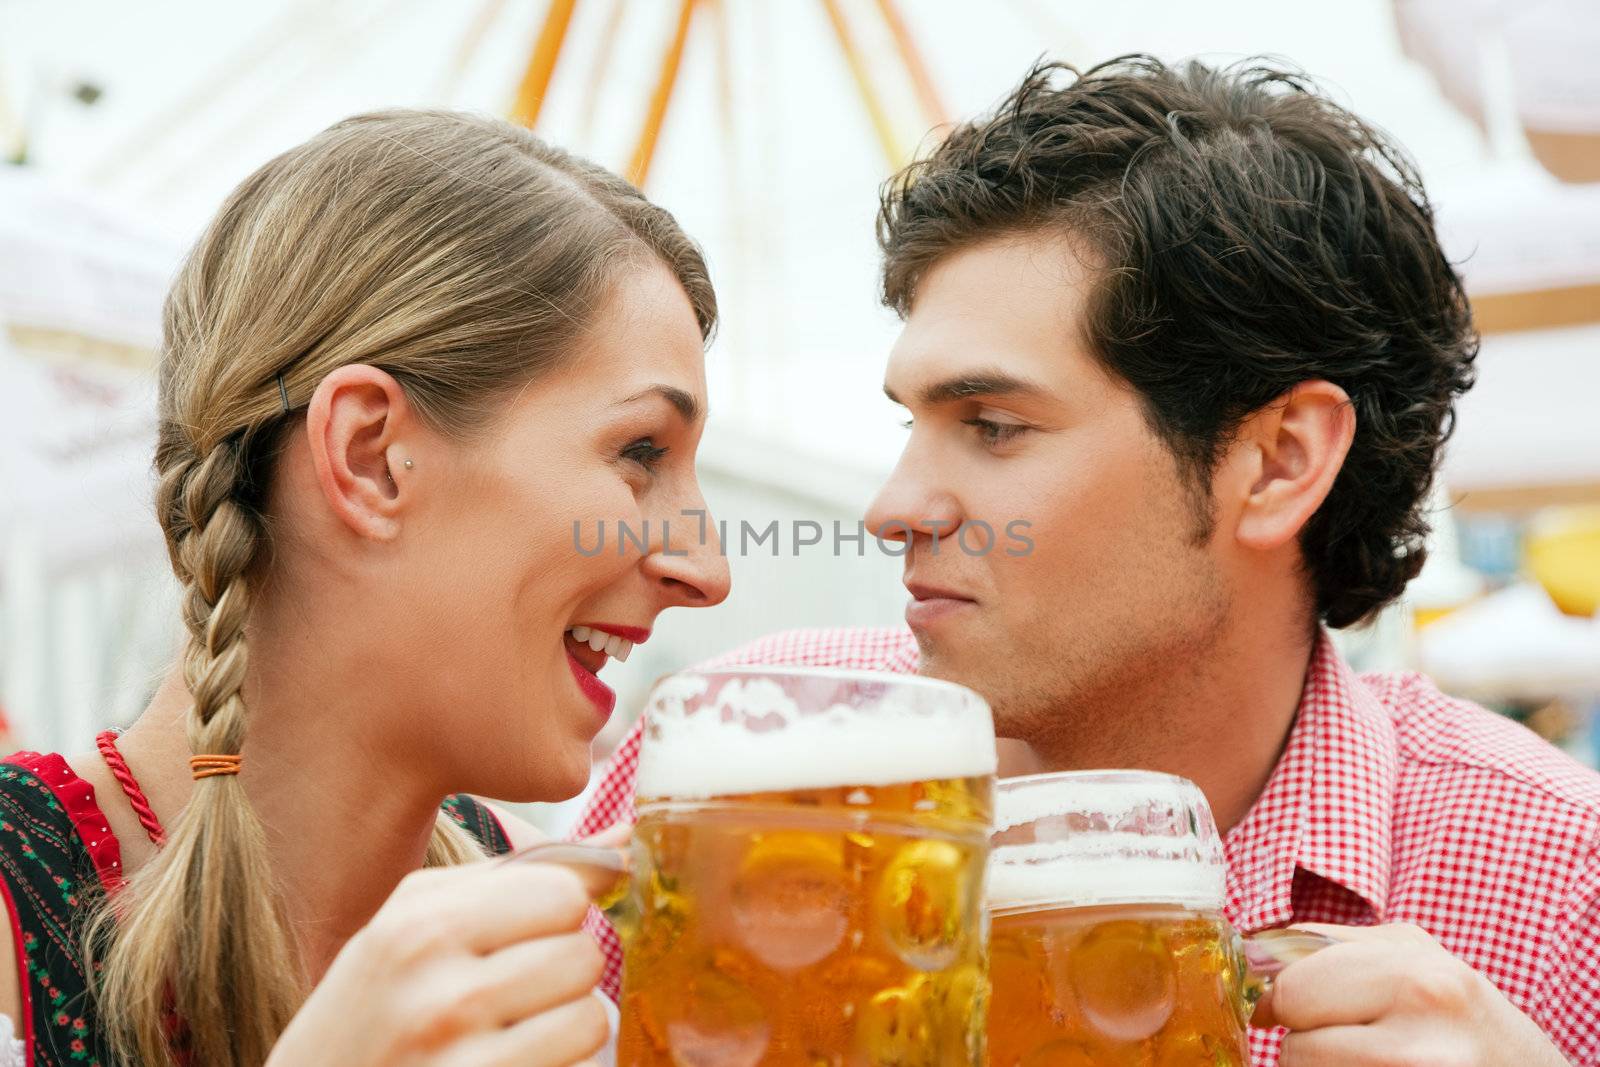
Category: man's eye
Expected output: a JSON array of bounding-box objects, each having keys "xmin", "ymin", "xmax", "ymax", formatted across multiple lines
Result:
[
  {"xmin": 963, "ymin": 418, "xmax": 1029, "ymax": 446},
  {"xmin": 623, "ymin": 438, "xmax": 669, "ymax": 470}
]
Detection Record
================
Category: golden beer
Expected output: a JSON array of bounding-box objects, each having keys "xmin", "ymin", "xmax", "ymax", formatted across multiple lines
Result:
[
  {"xmin": 615, "ymin": 668, "xmax": 998, "ymax": 1067},
  {"xmin": 988, "ymin": 903, "xmax": 1247, "ymax": 1066},
  {"xmin": 986, "ymin": 772, "xmax": 1250, "ymax": 1067}
]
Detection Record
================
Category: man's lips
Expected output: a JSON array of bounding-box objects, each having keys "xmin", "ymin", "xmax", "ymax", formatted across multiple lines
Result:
[
  {"xmin": 905, "ymin": 581, "xmax": 977, "ymax": 604},
  {"xmin": 904, "ymin": 581, "xmax": 977, "ymax": 628}
]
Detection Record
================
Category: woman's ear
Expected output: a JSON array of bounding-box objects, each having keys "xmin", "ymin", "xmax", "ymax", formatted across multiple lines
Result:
[{"xmin": 303, "ymin": 366, "xmax": 418, "ymax": 541}]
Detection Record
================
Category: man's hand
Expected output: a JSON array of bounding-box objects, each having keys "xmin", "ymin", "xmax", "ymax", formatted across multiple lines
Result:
[{"xmin": 1253, "ymin": 923, "xmax": 1570, "ymax": 1066}]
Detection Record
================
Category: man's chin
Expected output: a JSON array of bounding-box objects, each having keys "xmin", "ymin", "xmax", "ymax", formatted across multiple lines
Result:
[
  {"xmin": 916, "ymin": 646, "xmax": 988, "ymax": 699},
  {"xmin": 916, "ymin": 643, "xmax": 1030, "ymax": 732}
]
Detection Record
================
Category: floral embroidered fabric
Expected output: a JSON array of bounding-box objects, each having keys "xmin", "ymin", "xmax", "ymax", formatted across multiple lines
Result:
[{"xmin": 0, "ymin": 752, "xmax": 510, "ymax": 1065}]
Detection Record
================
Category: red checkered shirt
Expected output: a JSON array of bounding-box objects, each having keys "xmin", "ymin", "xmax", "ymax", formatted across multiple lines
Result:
[{"xmin": 574, "ymin": 626, "xmax": 1600, "ymax": 1065}]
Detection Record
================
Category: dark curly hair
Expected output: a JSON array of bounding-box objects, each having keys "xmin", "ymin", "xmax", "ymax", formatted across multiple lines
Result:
[{"xmin": 878, "ymin": 55, "xmax": 1478, "ymax": 628}]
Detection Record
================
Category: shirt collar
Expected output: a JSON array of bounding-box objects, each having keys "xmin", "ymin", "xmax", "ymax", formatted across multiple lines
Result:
[
  {"xmin": 1223, "ymin": 631, "xmax": 1398, "ymax": 932},
  {"xmin": 883, "ymin": 631, "xmax": 921, "ymax": 675}
]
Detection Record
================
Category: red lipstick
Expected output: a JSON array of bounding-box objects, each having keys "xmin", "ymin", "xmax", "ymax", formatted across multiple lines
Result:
[{"xmin": 566, "ymin": 649, "xmax": 617, "ymax": 721}]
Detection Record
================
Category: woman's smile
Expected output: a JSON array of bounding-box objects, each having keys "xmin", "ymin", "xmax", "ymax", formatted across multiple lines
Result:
[{"xmin": 562, "ymin": 623, "xmax": 650, "ymax": 721}]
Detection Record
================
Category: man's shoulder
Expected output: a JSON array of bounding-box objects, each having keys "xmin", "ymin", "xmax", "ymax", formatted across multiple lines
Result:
[
  {"xmin": 1358, "ymin": 668, "xmax": 1600, "ymax": 860},
  {"xmin": 692, "ymin": 626, "xmax": 920, "ymax": 673}
]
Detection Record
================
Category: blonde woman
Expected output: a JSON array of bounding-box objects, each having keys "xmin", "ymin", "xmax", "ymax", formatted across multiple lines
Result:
[{"xmin": 0, "ymin": 110, "xmax": 729, "ymax": 1067}]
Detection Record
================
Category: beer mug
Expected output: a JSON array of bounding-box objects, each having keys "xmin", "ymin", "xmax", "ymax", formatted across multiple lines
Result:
[
  {"xmin": 515, "ymin": 667, "xmax": 998, "ymax": 1067},
  {"xmin": 986, "ymin": 771, "xmax": 1328, "ymax": 1067}
]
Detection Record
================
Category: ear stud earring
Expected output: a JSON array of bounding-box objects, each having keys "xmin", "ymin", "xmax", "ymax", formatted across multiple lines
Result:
[{"xmin": 403, "ymin": 459, "xmax": 415, "ymax": 470}]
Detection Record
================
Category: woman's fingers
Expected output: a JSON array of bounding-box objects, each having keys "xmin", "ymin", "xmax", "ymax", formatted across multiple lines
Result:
[
  {"xmin": 498, "ymin": 840, "xmax": 630, "ymax": 902},
  {"xmin": 446, "ymin": 991, "xmax": 611, "ymax": 1067},
  {"xmin": 288, "ymin": 863, "xmax": 613, "ymax": 1067},
  {"xmin": 470, "ymin": 931, "xmax": 606, "ymax": 1026},
  {"xmin": 581, "ymin": 822, "xmax": 632, "ymax": 849},
  {"xmin": 371, "ymin": 864, "xmax": 592, "ymax": 959}
]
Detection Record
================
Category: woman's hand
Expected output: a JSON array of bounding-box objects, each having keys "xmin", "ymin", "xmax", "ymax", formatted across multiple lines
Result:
[{"xmin": 267, "ymin": 862, "xmax": 609, "ymax": 1067}]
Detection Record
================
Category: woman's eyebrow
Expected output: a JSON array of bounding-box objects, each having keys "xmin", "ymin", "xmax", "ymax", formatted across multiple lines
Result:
[{"xmin": 616, "ymin": 384, "xmax": 703, "ymax": 423}]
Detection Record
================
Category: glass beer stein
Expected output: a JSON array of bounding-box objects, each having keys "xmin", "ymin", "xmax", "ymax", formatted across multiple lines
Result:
[
  {"xmin": 986, "ymin": 771, "xmax": 1328, "ymax": 1067},
  {"xmin": 520, "ymin": 667, "xmax": 999, "ymax": 1067}
]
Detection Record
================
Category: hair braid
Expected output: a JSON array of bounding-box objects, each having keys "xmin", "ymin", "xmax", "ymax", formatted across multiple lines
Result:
[{"xmin": 92, "ymin": 432, "xmax": 301, "ymax": 1066}]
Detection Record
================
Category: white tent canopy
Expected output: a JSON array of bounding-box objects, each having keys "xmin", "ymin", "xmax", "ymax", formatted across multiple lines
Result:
[
  {"xmin": 2, "ymin": 1, "xmax": 1598, "ymax": 764},
  {"xmin": 0, "ymin": 168, "xmax": 179, "ymax": 748}
]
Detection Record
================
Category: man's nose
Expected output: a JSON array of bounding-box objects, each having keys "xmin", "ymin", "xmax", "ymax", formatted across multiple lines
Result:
[{"xmin": 865, "ymin": 453, "xmax": 964, "ymax": 548}]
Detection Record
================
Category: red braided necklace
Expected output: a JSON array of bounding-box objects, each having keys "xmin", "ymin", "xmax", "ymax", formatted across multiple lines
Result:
[{"xmin": 95, "ymin": 729, "xmax": 168, "ymax": 846}]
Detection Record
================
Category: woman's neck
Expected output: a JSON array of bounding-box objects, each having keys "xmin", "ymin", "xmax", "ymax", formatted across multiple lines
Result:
[{"xmin": 84, "ymin": 657, "xmax": 444, "ymax": 981}]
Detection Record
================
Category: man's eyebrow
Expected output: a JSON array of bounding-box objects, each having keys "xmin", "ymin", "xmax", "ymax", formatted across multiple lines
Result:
[
  {"xmin": 884, "ymin": 369, "xmax": 1052, "ymax": 407},
  {"xmin": 618, "ymin": 385, "xmax": 702, "ymax": 423}
]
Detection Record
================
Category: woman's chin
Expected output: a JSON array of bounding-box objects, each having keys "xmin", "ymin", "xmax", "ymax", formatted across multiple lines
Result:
[
  {"xmin": 492, "ymin": 750, "xmax": 593, "ymax": 805},
  {"xmin": 549, "ymin": 755, "xmax": 594, "ymax": 802}
]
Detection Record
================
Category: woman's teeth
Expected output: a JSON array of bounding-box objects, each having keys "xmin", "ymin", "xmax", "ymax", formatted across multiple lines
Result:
[{"xmin": 568, "ymin": 626, "xmax": 633, "ymax": 662}]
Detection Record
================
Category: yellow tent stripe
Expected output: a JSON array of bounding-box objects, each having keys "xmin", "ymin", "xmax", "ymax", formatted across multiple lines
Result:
[
  {"xmin": 626, "ymin": 0, "xmax": 698, "ymax": 188},
  {"xmin": 818, "ymin": 0, "xmax": 904, "ymax": 170},
  {"xmin": 874, "ymin": 0, "xmax": 948, "ymax": 130},
  {"xmin": 510, "ymin": 0, "xmax": 581, "ymax": 129}
]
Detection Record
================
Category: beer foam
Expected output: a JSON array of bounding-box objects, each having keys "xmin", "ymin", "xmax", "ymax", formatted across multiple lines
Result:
[
  {"xmin": 987, "ymin": 837, "xmax": 1225, "ymax": 912},
  {"xmin": 634, "ymin": 670, "xmax": 997, "ymax": 800},
  {"xmin": 993, "ymin": 775, "xmax": 1206, "ymax": 833},
  {"xmin": 989, "ymin": 772, "xmax": 1226, "ymax": 912}
]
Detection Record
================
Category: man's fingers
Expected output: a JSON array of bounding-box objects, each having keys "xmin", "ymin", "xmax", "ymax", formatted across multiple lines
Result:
[
  {"xmin": 1280, "ymin": 1024, "xmax": 1475, "ymax": 1067},
  {"xmin": 1290, "ymin": 921, "xmax": 1433, "ymax": 946},
  {"xmin": 1280, "ymin": 1025, "xmax": 1388, "ymax": 1066},
  {"xmin": 1253, "ymin": 941, "xmax": 1399, "ymax": 1030},
  {"xmin": 1256, "ymin": 925, "xmax": 1480, "ymax": 1034}
]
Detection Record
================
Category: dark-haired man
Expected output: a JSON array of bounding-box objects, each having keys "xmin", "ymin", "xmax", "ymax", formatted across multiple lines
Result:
[{"xmin": 579, "ymin": 57, "xmax": 1598, "ymax": 1065}]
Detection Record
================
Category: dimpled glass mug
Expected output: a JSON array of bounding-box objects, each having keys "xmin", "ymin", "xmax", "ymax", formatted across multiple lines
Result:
[
  {"xmin": 985, "ymin": 771, "xmax": 1329, "ymax": 1067},
  {"xmin": 513, "ymin": 666, "xmax": 999, "ymax": 1067}
]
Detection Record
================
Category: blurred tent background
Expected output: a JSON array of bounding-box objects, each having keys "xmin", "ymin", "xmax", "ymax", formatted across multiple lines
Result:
[{"xmin": 2, "ymin": 0, "xmax": 1598, "ymax": 828}]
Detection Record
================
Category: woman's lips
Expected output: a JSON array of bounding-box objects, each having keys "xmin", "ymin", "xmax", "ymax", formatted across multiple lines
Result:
[
  {"xmin": 566, "ymin": 649, "xmax": 617, "ymax": 721},
  {"xmin": 580, "ymin": 622, "xmax": 651, "ymax": 644},
  {"xmin": 564, "ymin": 632, "xmax": 616, "ymax": 721}
]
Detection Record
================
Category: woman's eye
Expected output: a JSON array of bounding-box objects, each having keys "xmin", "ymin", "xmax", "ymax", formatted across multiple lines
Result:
[
  {"xmin": 963, "ymin": 418, "xmax": 1029, "ymax": 446},
  {"xmin": 899, "ymin": 418, "xmax": 913, "ymax": 430},
  {"xmin": 623, "ymin": 438, "xmax": 669, "ymax": 470}
]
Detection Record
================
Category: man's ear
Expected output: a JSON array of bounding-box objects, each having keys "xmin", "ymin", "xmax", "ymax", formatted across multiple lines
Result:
[
  {"xmin": 1224, "ymin": 381, "xmax": 1356, "ymax": 552},
  {"xmin": 303, "ymin": 365, "xmax": 418, "ymax": 541}
]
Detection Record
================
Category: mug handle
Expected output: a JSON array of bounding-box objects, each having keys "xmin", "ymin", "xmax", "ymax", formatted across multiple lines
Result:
[
  {"xmin": 498, "ymin": 841, "xmax": 634, "ymax": 918},
  {"xmin": 1239, "ymin": 928, "xmax": 1338, "ymax": 1013}
]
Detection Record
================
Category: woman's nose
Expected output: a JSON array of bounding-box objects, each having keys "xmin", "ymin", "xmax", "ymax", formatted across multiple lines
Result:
[{"xmin": 644, "ymin": 505, "xmax": 731, "ymax": 608}]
